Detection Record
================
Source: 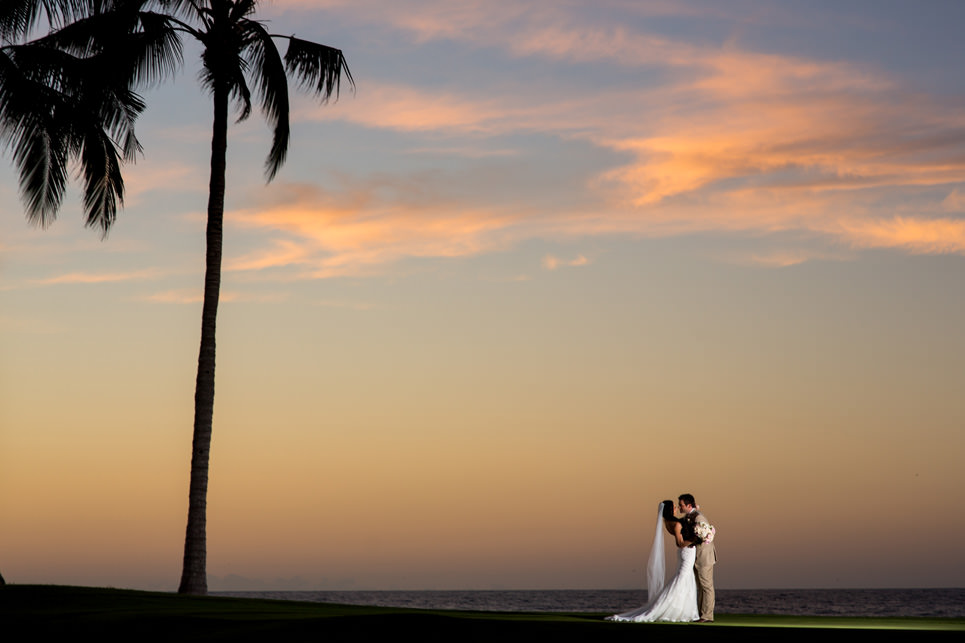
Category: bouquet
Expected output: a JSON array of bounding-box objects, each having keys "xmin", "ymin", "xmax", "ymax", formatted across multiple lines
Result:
[{"xmin": 694, "ymin": 521, "xmax": 716, "ymax": 544}]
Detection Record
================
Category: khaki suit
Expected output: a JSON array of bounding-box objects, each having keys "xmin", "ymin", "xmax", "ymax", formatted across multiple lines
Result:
[{"xmin": 690, "ymin": 509, "xmax": 717, "ymax": 620}]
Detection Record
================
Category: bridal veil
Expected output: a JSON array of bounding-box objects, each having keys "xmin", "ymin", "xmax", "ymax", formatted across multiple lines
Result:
[{"xmin": 647, "ymin": 501, "xmax": 667, "ymax": 601}]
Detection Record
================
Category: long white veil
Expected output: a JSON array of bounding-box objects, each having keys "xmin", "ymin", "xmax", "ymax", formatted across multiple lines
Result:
[{"xmin": 646, "ymin": 501, "xmax": 667, "ymax": 603}]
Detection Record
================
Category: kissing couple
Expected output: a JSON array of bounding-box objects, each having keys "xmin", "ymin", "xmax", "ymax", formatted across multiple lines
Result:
[{"xmin": 608, "ymin": 494, "xmax": 717, "ymax": 623}]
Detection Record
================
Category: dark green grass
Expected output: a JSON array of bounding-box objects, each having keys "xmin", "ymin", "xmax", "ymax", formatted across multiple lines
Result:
[{"xmin": 2, "ymin": 585, "xmax": 963, "ymax": 641}]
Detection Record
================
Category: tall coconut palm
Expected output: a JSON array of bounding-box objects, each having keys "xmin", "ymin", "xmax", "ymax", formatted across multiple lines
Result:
[{"xmin": 141, "ymin": 0, "xmax": 352, "ymax": 595}]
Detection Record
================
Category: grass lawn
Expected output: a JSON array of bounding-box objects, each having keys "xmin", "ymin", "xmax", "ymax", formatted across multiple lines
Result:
[{"xmin": 3, "ymin": 584, "xmax": 963, "ymax": 641}]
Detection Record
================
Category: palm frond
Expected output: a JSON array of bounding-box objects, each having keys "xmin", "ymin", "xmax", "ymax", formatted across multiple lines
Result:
[
  {"xmin": 284, "ymin": 35, "xmax": 353, "ymax": 102},
  {"xmin": 1, "ymin": 12, "xmax": 146, "ymax": 229},
  {"xmin": 36, "ymin": 5, "xmax": 184, "ymax": 89},
  {"xmin": 0, "ymin": 0, "xmax": 95, "ymax": 39},
  {"xmin": 228, "ymin": 61, "xmax": 253, "ymax": 122},
  {"xmin": 84, "ymin": 76, "xmax": 145, "ymax": 161},
  {"xmin": 154, "ymin": 0, "xmax": 201, "ymax": 23},
  {"xmin": 0, "ymin": 44, "xmax": 70, "ymax": 225},
  {"xmin": 198, "ymin": 14, "xmax": 253, "ymax": 122},
  {"xmin": 8, "ymin": 34, "xmax": 147, "ymax": 161},
  {"xmin": 243, "ymin": 19, "xmax": 289, "ymax": 180},
  {"xmin": 79, "ymin": 124, "xmax": 123, "ymax": 236},
  {"xmin": 0, "ymin": 0, "xmax": 38, "ymax": 39},
  {"xmin": 230, "ymin": 0, "xmax": 257, "ymax": 22},
  {"xmin": 121, "ymin": 124, "xmax": 143, "ymax": 161},
  {"xmin": 131, "ymin": 11, "xmax": 184, "ymax": 85},
  {"xmin": 10, "ymin": 110, "xmax": 70, "ymax": 227},
  {"xmin": 3, "ymin": 40, "xmax": 74, "ymax": 95}
]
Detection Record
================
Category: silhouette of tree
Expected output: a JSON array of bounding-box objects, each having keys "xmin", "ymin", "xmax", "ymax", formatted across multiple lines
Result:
[
  {"xmin": 3, "ymin": 1, "xmax": 351, "ymax": 596},
  {"xmin": 1, "ymin": 0, "xmax": 177, "ymax": 234},
  {"xmin": 145, "ymin": 0, "xmax": 352, "ymax": 595}
]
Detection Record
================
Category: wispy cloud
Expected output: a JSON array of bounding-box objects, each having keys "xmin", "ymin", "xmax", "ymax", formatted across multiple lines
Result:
[
  {"xmin": 139, "ymin": 289, "xmax": 290, "ymax": 304},
  {"xmin": 225, "ymin": 181, "xmax": 524, "ymax": 279},
  {"xmin": 140, "ymin": 289, "xmax": 200, "ymax": 304},
  {"xmin": 226, "ymin": 240, "xmax": 312, "ymax": 272},
  {"xmin": 34, "ymin": 268, "xmax": 165, "ymax": 285},
  {"xmin": 833, "ymin": 216, "xmax": 965, "ymax": 254},
  {"xmin": 542, "ymin": 254, "xmax": 590, "ymax": 270}
]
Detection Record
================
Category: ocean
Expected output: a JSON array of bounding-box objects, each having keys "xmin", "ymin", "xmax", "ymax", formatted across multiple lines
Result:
[{"xmin": 214, "ymin": 588, "xmax": 965, "ymax": 618}]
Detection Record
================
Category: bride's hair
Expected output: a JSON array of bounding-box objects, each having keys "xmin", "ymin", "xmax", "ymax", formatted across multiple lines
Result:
[{"xmin": 660, "ymin": 500, "xmax": 676, "ymax": 521}]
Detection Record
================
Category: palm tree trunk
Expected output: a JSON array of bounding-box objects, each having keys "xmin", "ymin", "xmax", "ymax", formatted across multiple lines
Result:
[{"xmin": 178, "ymin": 80, "xmax": 229, "ymax": 596}]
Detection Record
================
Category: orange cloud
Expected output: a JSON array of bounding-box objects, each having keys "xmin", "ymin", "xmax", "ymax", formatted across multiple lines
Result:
[
  {"xmin": 590, "ymin": 40, "xmax": 965, "ymax": 208},
  {"xmin": 742, "ymin": 252, "xmax": 821, "ymax": 269},
  {"xmin": 226, "ymin": 240, "xmax": 312, "ymax": 272},
  {"xmin": 225, "ymin": 182, "xmax": 523, "ymax": 279},
  {"xmin": 834, "ymin": 217, "xmax": 965, "ymax": 254}
]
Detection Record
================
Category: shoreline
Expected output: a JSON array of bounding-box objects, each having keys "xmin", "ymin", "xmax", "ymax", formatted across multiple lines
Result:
[{"xmin": 213, "ymin": 586, "xmax": 965, "ymax": 618}]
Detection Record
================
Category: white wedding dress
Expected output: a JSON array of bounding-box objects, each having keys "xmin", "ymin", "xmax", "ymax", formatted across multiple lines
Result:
[
  {"xmin": 607, "ymin": 502, "xmax": 699, "ymax": 623},
  {"xmin": 608, "ymin": 546, "xmax": 698, "ymax": 622}
]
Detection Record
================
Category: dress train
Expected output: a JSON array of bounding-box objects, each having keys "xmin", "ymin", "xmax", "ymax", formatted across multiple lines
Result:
[{"xmin": 608, "ymin": 546, "xmax": 699, "ymax": 623}]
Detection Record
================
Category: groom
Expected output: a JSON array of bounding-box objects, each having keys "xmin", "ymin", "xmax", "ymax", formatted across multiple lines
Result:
[{"xmin": 679, "ymin": 493, "xmax": 716, "ymax": 622}]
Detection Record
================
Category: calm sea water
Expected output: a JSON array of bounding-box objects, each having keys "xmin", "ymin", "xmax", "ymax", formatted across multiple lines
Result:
[{"xmin": 215, "ymin": 588, "xmax": 965, "ymax": 618}]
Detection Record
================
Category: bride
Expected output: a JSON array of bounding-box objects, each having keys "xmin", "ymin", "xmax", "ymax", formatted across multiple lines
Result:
[{"xmin": 607, "ymin": 500, "xmax": 699, "ymax": 623}]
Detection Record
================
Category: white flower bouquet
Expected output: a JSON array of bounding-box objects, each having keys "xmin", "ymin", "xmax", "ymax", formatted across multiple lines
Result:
[{"xmin": 694, "ymin": 521, "xmax": 716, "ymax": 544}]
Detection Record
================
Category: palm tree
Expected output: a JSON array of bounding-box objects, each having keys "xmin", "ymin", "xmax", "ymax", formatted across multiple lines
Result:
[
  {"xmin": 143, "ymin": 0, "xmax": 352, "ymax": 595},
  {"xmin": 1, "ymin": 0, "xmax": 178, "ymax": 234},
  {"xmin": 3, "ymin": 0, "xmax": 351, "ymax": 596}
]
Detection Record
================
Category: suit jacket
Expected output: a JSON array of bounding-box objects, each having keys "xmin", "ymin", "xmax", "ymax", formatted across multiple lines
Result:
[{"xmin": 688, "ymin": 509, "xmax": 717, "ymax": 568}]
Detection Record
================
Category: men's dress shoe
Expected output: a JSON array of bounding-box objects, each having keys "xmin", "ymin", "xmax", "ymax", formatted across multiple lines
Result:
[{"xmin": 697, "ymin": 618, "xmax": 713, "ymax": 623}]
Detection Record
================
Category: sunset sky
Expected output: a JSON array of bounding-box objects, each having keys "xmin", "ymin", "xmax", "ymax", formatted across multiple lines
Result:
[{"xmin": 2, "ymin": 0, "xmax": 964, "ymax": 592}]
